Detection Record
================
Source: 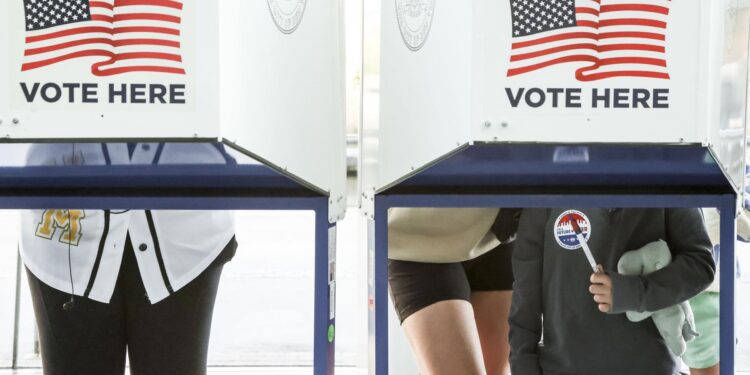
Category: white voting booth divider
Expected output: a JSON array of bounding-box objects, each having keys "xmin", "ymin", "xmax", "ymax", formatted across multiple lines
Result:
[
  {"xmin": 0, "ymin": 1, "xmax": 345, "ymax": 374},
  {"xmin": 0, "ymin": 0, "xmax": 347, "ymax": 220},
  {"xmin": 220, "ymin": 2, "xmax": 348, "ymax": 220},
  {"xmin": 364, "ymin": 1, "xmax": 748, "ymax": 374},
  {"xmin": 363, "ymin": 0, "xmax": 745, "ymax": 198}
]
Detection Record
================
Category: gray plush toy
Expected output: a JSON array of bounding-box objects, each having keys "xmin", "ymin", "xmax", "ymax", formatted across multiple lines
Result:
[{"xmin": 617, "ymin": 240, "xmax": 700, "ymax": 356}]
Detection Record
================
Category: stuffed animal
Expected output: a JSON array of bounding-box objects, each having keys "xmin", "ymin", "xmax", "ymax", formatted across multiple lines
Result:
[{"xmin": 617, "ymin": 240, "xmax": 700, "ymax": 356}]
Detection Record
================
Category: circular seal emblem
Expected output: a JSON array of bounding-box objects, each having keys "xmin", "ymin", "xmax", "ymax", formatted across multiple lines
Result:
[
  {"xmin": 553, "ymin": 210, "xmax": 592, "ymax": 250},
  {"xmin": 267, "ymin": 0, "xmax": 307, "ymax": 34},
  {"xmin": 395, "ymin": 0, "xmax": 436, "ymax": 51}
]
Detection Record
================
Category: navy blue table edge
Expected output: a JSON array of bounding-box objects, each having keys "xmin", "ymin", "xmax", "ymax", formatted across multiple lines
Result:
[
  {"xmin": 368, "ymin": 143, "xmax": 737, "ymax": 375},
  {"xmin": 0, "ymin": 143, "xmax": 337, "ymax": 375}
]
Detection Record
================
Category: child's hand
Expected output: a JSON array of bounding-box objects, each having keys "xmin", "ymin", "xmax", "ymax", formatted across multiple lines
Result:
[{"xmin": 589, "ymin": 271, "xmax": 613, "ymax": 313}]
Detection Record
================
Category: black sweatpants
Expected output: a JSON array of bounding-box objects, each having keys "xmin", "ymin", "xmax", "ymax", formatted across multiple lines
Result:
[{"xmin": 26, "ymin": 236, "xmax": 236, "ymax": 375}]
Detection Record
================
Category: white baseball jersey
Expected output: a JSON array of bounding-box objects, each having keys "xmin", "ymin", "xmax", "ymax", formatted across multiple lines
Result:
[{"xmin": 20, "ymin": 143, "xmax": 236, "ymax": 304}]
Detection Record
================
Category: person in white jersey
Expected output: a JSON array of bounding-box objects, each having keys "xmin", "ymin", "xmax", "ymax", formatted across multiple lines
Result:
[{"xmin": 20, "ymin": 143, "xmax": 237, "ymax": 375}]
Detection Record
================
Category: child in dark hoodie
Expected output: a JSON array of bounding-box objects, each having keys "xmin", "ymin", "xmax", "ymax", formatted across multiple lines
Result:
[{"xmin": 509, "ymin": 208, "xmax": 715, "ymax": 375}]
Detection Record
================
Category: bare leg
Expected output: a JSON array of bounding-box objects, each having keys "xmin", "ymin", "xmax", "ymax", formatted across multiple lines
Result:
[
  {"xmin": 401, "ymin": 300, "xmax": 487, "ymax": 375},
  {"xmin": 471, "ymin": 291, "xmax": 512, "ymax": 375},
  {"xmin": 690, "ymin": 364, "xmax": 720, "ymax": 375}
]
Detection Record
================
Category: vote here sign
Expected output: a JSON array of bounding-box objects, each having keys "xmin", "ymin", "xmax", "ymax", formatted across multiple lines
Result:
[
  {"xmin": 0, "ymin": 0, "xmax": 219, "ymax": 140},
  {"xmin": 478, "ymin": 0, "xmax": 715, "ymax": 144},
  {"xmin": 381, "ymin": 1, "xmax": 723, "ymax": 149}
]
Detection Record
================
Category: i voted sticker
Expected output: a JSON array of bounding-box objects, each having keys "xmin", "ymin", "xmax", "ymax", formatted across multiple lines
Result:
[{"xmin": 554, "ymin": 210, "xmax": 591, "ymax": 250}]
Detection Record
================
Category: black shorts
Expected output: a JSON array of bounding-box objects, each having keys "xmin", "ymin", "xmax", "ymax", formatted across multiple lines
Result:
[{"xmin": 388, "ymin": 242, "xmax": 514, "ymax": 323}]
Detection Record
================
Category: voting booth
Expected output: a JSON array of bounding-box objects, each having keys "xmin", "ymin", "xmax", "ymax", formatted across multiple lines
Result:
[
  {"xmin": 363, "ymin": 1, "xmax": 748, "ymax": 374},
  {"xmin": 0, "ymin": 1, "xmax": 345, "ymax": 374}
]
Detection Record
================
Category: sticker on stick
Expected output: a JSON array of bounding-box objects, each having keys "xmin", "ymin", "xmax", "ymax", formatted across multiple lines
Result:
[{"xmin": 554, "ymin": 210, "xmax": 592, "ymax": 250}]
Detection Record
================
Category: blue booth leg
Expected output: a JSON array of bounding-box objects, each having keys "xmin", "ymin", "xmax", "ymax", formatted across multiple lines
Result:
[
  {"xmin": 369, "ymin": 193, "xmax": 735, "ymax": 374},
  {"xmin": 314, "ymin": 203, "xmax": 336, "ymax": 375},
  {"xmin": 0, "ymin": 193, "xmax": 337, "ymax": 373},
  {"xmin": 369, "ymin": 197, "xmax": 390, "ymax": 375},
  {"xmin": 720, "ymin": 195, "xmax": 736, "ymax": 375}
]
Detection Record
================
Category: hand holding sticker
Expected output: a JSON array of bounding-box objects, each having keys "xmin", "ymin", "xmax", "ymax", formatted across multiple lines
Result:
[
  {"xmin": 569, "ymin": 215, "xmax": 609, "ymax": 311},
  {"xmin": 590, "ymin": 272, "xmax": 613, "ymax": 313},
  {"xmin": 568, "ymin": 215, "xmax": 601, "ymax": 274}
]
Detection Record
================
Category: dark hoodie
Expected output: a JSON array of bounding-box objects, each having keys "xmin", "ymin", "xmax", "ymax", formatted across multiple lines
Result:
[{"xmin": 509, "ymin": 208, "xmax": 715, "ymax": 375}]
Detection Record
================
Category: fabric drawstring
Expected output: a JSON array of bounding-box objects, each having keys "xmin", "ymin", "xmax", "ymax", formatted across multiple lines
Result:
[
  {"xmin": 63, "ymin": 144, "xmax": 77, "ymax": 311},
  {"xmin": 63, "ymin": 208, "xmax": 75, "ymax": 311}
]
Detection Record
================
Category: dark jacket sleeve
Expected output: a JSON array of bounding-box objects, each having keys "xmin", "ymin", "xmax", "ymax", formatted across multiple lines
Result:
[
  {"xmin": 509, "ymin": 208, "xmax": 546, "ymax": 375},
  {"xmin": 610, "ymin": 208, "xmax": 716, "ymax": 314}
]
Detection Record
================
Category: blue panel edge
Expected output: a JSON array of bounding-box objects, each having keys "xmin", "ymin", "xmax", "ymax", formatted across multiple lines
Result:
[{"xmin": 383, "ymin": 144, "xmax": 732, "ymax": 194}]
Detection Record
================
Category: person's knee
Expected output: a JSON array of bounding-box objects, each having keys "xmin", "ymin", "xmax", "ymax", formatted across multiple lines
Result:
[{"xmin": 690, "ymin": 363, "xmax": 720, "ymax": 375}]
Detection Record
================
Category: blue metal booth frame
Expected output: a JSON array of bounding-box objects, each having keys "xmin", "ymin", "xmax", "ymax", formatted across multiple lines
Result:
[
  {"xmin": 0, "ymin": 144, "xmax": 337, "ymax": 375},
  {"xmin": 368, "ymin": 143, "xmax": 738, "ymax": 375}
]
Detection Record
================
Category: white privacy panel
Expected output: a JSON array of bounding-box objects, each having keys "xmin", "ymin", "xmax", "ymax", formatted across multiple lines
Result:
[
  {"xmin": 0, "ymin": 1, "xmax": 348, "ymax": 220},
  {"xmin": 219, "ymin": 0, "xmax": 347, "ymax": 220},
  {"xmin": 708, "ymin": 1, "xmax": 750, "ymax": 194},
  {"xmin": 0, "ymin": 0, "xmax": 220, "ymax": 140},
  {"xmin": 376, "ymin": 0, "xmax": 472, "ymax": 192},
  {"xmin": 374, "ymin": 0, "xmax": 738, "ymax": 192}
]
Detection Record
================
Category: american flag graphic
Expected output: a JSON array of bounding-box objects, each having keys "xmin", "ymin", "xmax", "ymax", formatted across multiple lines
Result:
[
  {"xmin": 22, "ymin": 0, "xmax": 185, "ymax": 76},
  {"xmin": 507, "ymin": 0, "xmax": 670, "ymax": 81}
]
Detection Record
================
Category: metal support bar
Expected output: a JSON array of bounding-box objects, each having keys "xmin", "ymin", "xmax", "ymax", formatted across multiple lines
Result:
[
  {"xmin": 314, "ymin": 200, "xmax": 336, "ymax": 375},
  {"xmin": 368, "ymin": 199, "xmax": 389, "ymax": 375},
  {"xmin": 381, "ymin": 194, "xmax": 729, "ymax": 209},
  {"xmin": 0, "ymin": 196, "xmax": 325, "ymax": 211},
  {"xmin": 719, "ymin": 194, "xmax": 737, "ymax": 375},
  {"xmin": 11, "ymin": 245, "xmax": 22, "ymax": 369},
  {"xmin": 370, "ymin": 193, "xmax": 735, "ymax": 374},
  {"xmin": 1, "ymin": 194, "xmax": 335, "ymax": 373}
]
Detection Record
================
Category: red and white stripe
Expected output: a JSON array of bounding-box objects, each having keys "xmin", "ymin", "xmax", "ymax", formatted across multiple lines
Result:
[
  {"xmin": 507, "ymin": 0, "xmax": 670, "ymax": 81},
  {"xmin": 23, "ymin": 0, "xmax": 184, "ymax": 76}
]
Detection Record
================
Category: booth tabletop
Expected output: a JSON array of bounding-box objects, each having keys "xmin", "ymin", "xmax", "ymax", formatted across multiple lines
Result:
[
  {"xmin": 385, "ymin": 143, "xmax": 732, "ymax": 196},
  {"xmin": 0, "ymin": 143, "xmax": 320, "ymax": 200},
  {"xmin": 0, "ymin": 164, "xmax": 317, "ymax": 196}
]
